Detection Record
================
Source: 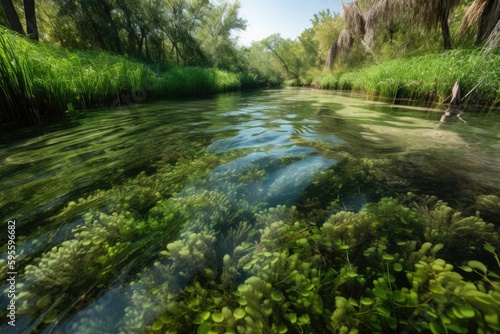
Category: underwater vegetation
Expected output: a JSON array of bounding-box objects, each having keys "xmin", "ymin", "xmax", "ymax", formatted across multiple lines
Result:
[{"xmin": 1, "ymin": 135, "xmax": 499, "ymax": 334}]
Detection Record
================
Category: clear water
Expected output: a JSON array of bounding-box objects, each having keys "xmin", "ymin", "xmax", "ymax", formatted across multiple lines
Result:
[{"xmin": 1, "ymin": 88, "xmax": 499, "ymax": 333}]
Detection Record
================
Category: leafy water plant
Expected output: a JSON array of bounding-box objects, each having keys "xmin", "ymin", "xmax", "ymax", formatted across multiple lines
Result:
[{"xmin": 2, "ymin": 136, "xmax": 500, "ymax": 334}]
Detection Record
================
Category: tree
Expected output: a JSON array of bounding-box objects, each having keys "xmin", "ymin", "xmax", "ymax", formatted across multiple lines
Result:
[
  {"xmin": 262, "ymin": 34, "xmax": 300, "ymax": 79},
  {"xmin": 1, "ymin": 0, "xmax": 39, "ymax": 41},
  {"xmin": 313, "ymin": 10, "xmax": 343, "ymax": 65},
  {"xmin": 1, "ymin": 0, "xmax": 24, "ymax": 35},
  {"xmin": 363, "ymin": 0, "xmax": 461, "ymax": 50},
  {"xmin": 243, "ymin": 41, "xmax": 282, "ymax": 85},
  {"xmin": 196, "ymin": 0, "xmax": 246, "ymax": 70},
  {"xmin": 409, "ymin": 0, "xmax": 461, "ymax": 50},
  {"xmin": 460, "ymin": 0, "xmax": 500, "ymax": 45},
  {"xmin": 24, "ymin": 0, "xmax": 38, "ymax": 40},
  {"xmin": 326, "ymin": 2, "xmax": 374, "ymax": 70},
  {"xmin": 113, "ymin": 0, "xmax": 165, "ymax": 60},
  {"xmin": 159, "ymin": 0, "xmax": 209, "ymax": 65},
  {"xmin": 52, "ymin": 0, "xmax": 122, "ymax": 52}
]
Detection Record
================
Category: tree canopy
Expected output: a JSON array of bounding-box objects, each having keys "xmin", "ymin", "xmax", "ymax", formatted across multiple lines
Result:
[
  {"xmin": 0, "ymin": 0, "xmax": 498, "ymax": 83},
  {"xmin": 1, "ymin": 0, "xmax": 247, "ymax": 67}
]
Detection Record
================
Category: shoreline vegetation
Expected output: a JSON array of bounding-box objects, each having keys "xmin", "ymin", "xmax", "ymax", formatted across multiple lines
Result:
[
  {"xmin": 0, "ymin": 28, "xmax": 260, "ymax": 130},
  {"xmin": 0, "ymin": 28, "xmax": 499, "ymax": 131},
  {"xmin": 313, "ymin": 49, "xmax": 500, "ymax": 111}
]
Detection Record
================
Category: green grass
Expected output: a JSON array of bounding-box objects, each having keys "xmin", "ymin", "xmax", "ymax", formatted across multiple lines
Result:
[
  {"xmin": 315, "ymin": 50, "xmax": 500, "ymax": 109},
  {"xmin": 0, "ymin": 28, "xmax": 254, "ymax": 128}
]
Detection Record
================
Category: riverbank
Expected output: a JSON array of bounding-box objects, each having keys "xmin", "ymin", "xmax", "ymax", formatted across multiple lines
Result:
[
  {"xmin": 0, "ymin": 28, "xmax": 260, "ymax": 129},
  {"xmin": 313, "ymin": 49, "xmax": 500, "ymax": 111},
  {"xmin": 2, "ymin": 28, "xmax": 499, "ymax": 131}
]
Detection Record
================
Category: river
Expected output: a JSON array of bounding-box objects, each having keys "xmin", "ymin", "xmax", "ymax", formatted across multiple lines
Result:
[{"xmin": 1, "ymin": 88, "xmax": 499, "ymax": 333}]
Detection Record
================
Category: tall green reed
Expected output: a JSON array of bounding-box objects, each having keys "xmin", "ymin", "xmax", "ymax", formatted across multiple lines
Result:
[
  {"xmin": 316, "ymin": 50, "xmax": 500, "ymax": 109},
  {"xmin": 0, "ymin": 28, "xmax": 251, "ymax": 129}
]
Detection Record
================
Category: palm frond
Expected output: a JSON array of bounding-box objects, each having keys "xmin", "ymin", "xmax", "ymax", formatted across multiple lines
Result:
[
  {"xmin": 338, "ymin": 29, "xmax": 354, "ymax": 54},
  {"xmin": 484, "ymin": 19, "xmax": 500, "ymax": 54},
  {"xmin": 342, "ymin": 1, "xmax": 366, "ymax": 38},
  {"xmin": 326, "ymin": 29, "xmax": 353, "ymax": 70},
  {"xmin": 326, "ymin": 41, "xmax": 339, "ymax": 70},
  {"xmin": 364, "ymin": 0, "xmax": 388, "ymax": 47}
]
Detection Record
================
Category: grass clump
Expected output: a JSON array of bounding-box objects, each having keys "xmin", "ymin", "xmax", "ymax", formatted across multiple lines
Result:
[
  {"xmin": 315, "ymin": 49, "xmax": 500, "ymax": 108},
  {"xmin": 0, "ymin": 28, "xmax": 254, "ymax": 129}
]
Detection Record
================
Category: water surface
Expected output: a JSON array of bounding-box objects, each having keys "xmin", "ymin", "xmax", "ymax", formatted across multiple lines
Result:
[{"xmin": 1, "ymin": 89, "xmax": 499, "ymax": 333}]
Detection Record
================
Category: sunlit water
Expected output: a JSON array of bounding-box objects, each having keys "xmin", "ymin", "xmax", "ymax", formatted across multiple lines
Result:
[{"xmin": 1, "ymin": 88, "xmax": 499, "ymax": 333}]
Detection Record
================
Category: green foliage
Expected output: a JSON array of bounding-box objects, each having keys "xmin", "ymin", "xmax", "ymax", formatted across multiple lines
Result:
[
  {"xmin": 1, "ymin": 109, "xmax": 499, "ymax": 333},
  {"xmin": 0, "ymin": 28, "xmax": 257, "ymax": 128},
  {"xmin": 3, "ymin": 0, "xmax": 248, "ymax": 68},
  {"xmin": 196, "ymin": 0, "xmax": 247, "ymax": 71},
  {"xmin": 242, "ymin": 42, "xmax": 284, "ymax": 86},
  {"xmin": 315, "ymin": 49, "xmax": 500, "ymax": 106}
]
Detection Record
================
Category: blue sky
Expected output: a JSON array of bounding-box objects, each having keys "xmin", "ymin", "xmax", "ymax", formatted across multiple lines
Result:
[{"xmin": 236, "ymin": 0, "xmax": 342, "ymax": 46}]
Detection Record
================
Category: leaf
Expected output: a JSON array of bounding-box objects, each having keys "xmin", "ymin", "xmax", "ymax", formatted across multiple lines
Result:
[
  {"xmin": 467, "ymin": 260, "xmax": 488, "ymax": 275},
  {"xmin": 429, "ymin": 321, "xmax": 443, "ymax": 334},
  {"xmin": 458, "ymin": 265, "xmax": 473, "ymax": 273},
  {"xmin": 278, "ymin": 324, "xmax": 288, "ymax": 333},
  {"xmin": 287, "ymin": 312, "xmax": 297, "ymax": 324},
  {"xmin": 200, "ymin": 311, "xmax": 211, "ymax": 321},
  {"xmin": 298, "ymin": 313, "xmax": 311, "ymax": 325},
  {"xmin": 237, "ymin": 284, "xmax": 250, "ymax": 293},
  {"xmin": 393, "ymin": 262, "xmax": 403, "ymax": 272},
  {"xmin": 431, "ymin": 243, "xmax": 444, "ymax": 255},
  {"xmin": 426, "ymin": 308, "xmax": 438, "ymax": 319},
  {"xmin": 376, "ymin": 306, "xmax": 391, "ymax": 318},
  {"xmin": 242, "ymin": 262, "xmax": 253, "ymax": 270},
  {"xmin": 151, "ymin": 320, "xmax": 163, "ymax": 331},
  {"xmin": 452, "ymin": 306, "xmax": 464, "ymax": 319},
  {"xmin": 233, "ymin": 308, "xmax": 245, "ymax": 319},
  {"xmin": 193, "ymin": 315, "xmax": 205, "ymax": 325},
  {"xmin": 272, "ymin": 290, "xmax": 284, "ymax": 302},
  {"xmin": 382, "ymin": 253, "xmax": 394, "ymax": 261},
  {"xmin": 36, "ymin": 295, "xmax": 51, "ymax": 309},
  {"xmin": 348, "ymin": 298, "xmax": 359, "ymax": 307},
  {"xmin": 393, "ymin": 291, "xmax": 406, "ymax": 304},
  {"xmin": 346, "ymin": 270, "xmax": 358, "ymax": 278},
  {"xmin": 360, "ymin": 297, "xmax": 373, "ymax": 306},
  {"xmin": 263, "ymin": 304, "xmax": 273, "ymax": 316},
  {"xmin": 484, "ymin": 242, "xmax": 496, "ymax": 253},
  {"xmin": 363, "ymin": 247, "xmax": 375, "ymax": 256},
  {"xmin": 458, "ymin": 305, "xmax": 475, "ymax": 318},
  {"xmin": 484, "ymin": 313, "xmax": 500, "ymax": 329},
  {"xmin": 373, "ymin": 286, "xmax": 387, "ymax": 299},
  {"xmin": 488, "ymin": 271, "xmax": 500, "ymax": 279},
  {"xmin": 160, "ymin": 315, "xmax": 173, "ymax": 324},
  {"xmin": 197, "ymin": 322, "xmax": 211, "ymax": 334},
  {"xmin": 211, "ymin": 312, "xmax": 224, "ymax": 323},
  {"xmin": 446, "ymin": 324, "xmax": 466, "ymax": 333}
]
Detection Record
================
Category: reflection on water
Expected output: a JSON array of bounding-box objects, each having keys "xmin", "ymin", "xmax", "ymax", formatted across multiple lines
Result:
[{"xmin": 1, "ymin": 88, "xmax": 499, "ymax": 333}]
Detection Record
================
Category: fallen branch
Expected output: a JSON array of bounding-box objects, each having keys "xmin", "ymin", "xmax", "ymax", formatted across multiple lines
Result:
[{"xmin": 461, "ymin": 77, "xmax": 485, "ymax": 103}]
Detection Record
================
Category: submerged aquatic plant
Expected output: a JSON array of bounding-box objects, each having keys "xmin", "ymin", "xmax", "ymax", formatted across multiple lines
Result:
[{"xmin": 1, "ymin": 137, "xmax": 499, "ymax": 334}]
